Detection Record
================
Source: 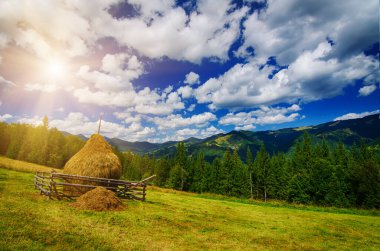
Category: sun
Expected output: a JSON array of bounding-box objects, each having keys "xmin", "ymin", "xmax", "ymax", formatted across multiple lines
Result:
[{"xmin": 46, "ymin": 60, "xmax": 67, "ymax": 79}]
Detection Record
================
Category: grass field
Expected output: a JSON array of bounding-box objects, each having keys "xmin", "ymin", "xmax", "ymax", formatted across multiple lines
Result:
[
  {"xmin": 0, "ymin": 156, "xmax": 61, "ymax": 173},
  {"xmin": 0, "ymin": 159, "xmax": 379, "ymax": 250}
]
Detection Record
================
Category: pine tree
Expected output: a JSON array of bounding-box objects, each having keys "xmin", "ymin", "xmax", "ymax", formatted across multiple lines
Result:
[
  {"xmin": 222, "ymin": 151, "xmax": 233, "ymax": 195},
  {"xmin": 246, "ymin": 146, "xmax": 254, "ymax": 199},
  {"xmin": 0, "ymin": 122, "xmax": 10, "ymax": 155},
  {"xmin": 167, "ymin": 164, "xmax": 184, "ymax": 189},
  {"xmin": 175, "ymin": 142, "xmax": 188, "ymax": 190},
  {"xmin": 191, "ymin": 152, "xmax": 206, "ymax": 192},
  {"xmin": 254, "ymin": 144, "xmax": 271, "ymax": 201}
]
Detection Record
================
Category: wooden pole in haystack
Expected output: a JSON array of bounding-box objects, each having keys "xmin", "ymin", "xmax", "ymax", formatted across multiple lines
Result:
[{"xmin": 97, "ymin": 113, "xmax": 103, "ymax": 135}]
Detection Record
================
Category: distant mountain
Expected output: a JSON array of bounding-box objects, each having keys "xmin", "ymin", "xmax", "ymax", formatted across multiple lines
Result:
[
  {"xmin": 107, "ymin": 138, "xmax": 160, "ymax": 154},
  {"xmin": 106, "ymin": 114, "xmax": 380, "ymax": 162},
  {"xmin": 61, "ymin": 114, "xmax": 379, "ymax": 161}
]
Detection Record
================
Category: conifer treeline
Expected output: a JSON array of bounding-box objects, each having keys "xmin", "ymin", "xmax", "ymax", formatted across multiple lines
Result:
[
  {"xmin": 120, "ymin": 133, "xmax": 380, "ymax": 209},
  {"xmin": 0, "ymin": 120, "xmax": 379, "ymax": 208},
  {"xmin": 0, "ymin": 119, "xmax": 84, "ymax": 168}
]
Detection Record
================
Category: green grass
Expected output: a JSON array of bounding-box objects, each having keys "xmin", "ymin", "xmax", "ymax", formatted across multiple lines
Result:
[
  {"xmin": 0, "ymin": 162, "xmax": 380, "ymax": 250},
  {"xmin": 0, "ymin": 156, "xmax": 61, "ymax": 173}
]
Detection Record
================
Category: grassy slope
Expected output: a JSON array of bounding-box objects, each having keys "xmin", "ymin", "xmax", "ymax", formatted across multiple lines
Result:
[
  {"xmin": 0, "ymin": 160, "xmax": 379, "ymax": 250},
  {"xmin": 0, "ymin": 156, "xmax": 61, "ymax": 173}
]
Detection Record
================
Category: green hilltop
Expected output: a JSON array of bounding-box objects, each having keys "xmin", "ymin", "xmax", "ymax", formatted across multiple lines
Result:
[{"xmin": 110, "ymin": 114, "xmax": 380, "ymax": 161}]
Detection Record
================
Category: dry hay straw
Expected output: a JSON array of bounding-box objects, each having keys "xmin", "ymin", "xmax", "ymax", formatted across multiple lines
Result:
[
  {"xmin": 64, "ymin": 134, "xmax": 121, "ymax": 179},
  {"xmin": 72, "ymin": 187, "xmax": 125, "ymax": 211},
  {"xmin": 63, "ymin": 134, "xmax": 122, "ymax": 196}
]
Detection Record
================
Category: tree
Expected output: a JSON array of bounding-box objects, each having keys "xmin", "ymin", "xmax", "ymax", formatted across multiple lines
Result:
[
  {"xmin": 154, "ymin": 157, "xmax": 171, "ymax": 187},
  {"xmin": 270, "ymin": 153, "xmax": 290, "ymax": 200},
  {"xmin": 191, "ymin": 152, "xmax": 206, "ymax": 193},
  {"xmin": 167, "ymin": 164, "xmax": 183, "ymax": 189},
  {"xmin": 246, "ymin": 146, "xmax": 254, "ymax": 199},
  {"xmin": 175, "ymin": 142, "xmax": 188, "ymax": 190},
  {"xmin": 254, "ymin": 144, "xmax": 271, "ymax": 201},
  {"xmin": 43, "ymin": 115, "xmax": 49, "ymax": 129},
  {"xmin": 0, "ymin": 122, "xmax": 10, "ymax": 155}
]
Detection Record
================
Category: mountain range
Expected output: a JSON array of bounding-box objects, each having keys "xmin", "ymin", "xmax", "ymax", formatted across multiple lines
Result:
[{"xmin": 101, "ymin": 114, "xmax": 380, "ymax": 161}]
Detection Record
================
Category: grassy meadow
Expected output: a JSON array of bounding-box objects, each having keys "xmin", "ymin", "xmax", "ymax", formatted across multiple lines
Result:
[{"xmin": 0, "ymin": 158, "xmax": 379, "ymax": 250}]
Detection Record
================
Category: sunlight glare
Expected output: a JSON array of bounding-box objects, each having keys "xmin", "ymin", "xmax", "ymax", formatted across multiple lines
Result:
[{"xmin": 47, "ymin": 60, "xmax": 67, "ymax": 79}]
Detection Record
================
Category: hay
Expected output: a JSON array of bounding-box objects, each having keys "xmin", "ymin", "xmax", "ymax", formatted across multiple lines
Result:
[
  {"xmin": 63, "ymin": 134, "xmax": 121, "ymax": 179},
  {"xmin": 72, "ymin": 187, "xmax": 124, "ymax": 211}
]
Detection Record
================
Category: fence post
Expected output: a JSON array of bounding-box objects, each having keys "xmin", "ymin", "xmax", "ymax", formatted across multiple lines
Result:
[
  {"xmin": 49, "ymin": 170, "xmax": 57, "ymax": 199},
  {"xmin": 142, "ymin": 184, "xmax": 146, "ymax": 201}
]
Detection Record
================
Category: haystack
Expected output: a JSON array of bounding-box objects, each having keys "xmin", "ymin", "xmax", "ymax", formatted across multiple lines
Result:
[
  {"xmin": 72, "ymin": 187, "xmax": 124, "ymax": 211},
  {"xmin": 63, "ymin": 134, "xmax": 121, "ymax": 196},
  {"xmin": 64, "ymin": 134, "xmax": 121, "ymax": 179}
]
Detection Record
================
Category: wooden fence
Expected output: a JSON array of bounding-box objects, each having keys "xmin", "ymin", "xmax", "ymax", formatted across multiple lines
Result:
[{"xmin": 34, "ymin": 171, "xmax": 155, "ymax": 201}]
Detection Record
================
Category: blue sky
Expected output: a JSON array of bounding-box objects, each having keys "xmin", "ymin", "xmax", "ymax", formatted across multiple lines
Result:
[{"xmin": 0, "ymin": 0, "xmax": 379, "ymax": 142}]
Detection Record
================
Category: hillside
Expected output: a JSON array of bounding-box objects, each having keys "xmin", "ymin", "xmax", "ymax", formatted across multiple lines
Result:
[
  {"xmin": 109, "ymin": 114, "xmax": 380, "ymax": 161},
  {"xmin": 0, "ymin": 166, "xmax": 379, "ymax": 250}
]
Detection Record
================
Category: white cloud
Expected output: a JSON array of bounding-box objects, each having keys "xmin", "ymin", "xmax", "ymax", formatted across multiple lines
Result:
[
  {"xmin": 100, "ymin": 0, "xmax": 248, "ymax": 63},
  {"xmin": 24, "ymin": 82, "xmax": 58, "ymax": 93},
  {"xmin": 235, "ymin": 124, "xmax": 256, "ymax": 131},
  {"xmin": 187, "ymin": 104, "xmax": 196, "ymax": 112},
  {"xmin": 0, "ymin": 0, "xmax": 94, "ymax": 59},
  {"xmin": 76, "ymin": 52, "xmax": 143, "ymax": 92},
  {"xmin": 177, "ymin": 85, "xmax": 193, "ymax": 99},
  {"xmin": 358, "ymin": 85, "xmax": 377, "ymax": 97},
  {"xmin": 177, "ymin": 128, "xmax": 199, "ymax": 137},
  {"xmin": 0, "ymin": 75, "xmax": 15, "ymax": 87},
  {"xmin": 184, "ymin": 72, "xmax": 200, "ymax": 85},
  {"xmin": 48, "ymin": 112, "xmax": 156, "ymax": 141},
  {"xmin": 219, "ymin": 104, "xmax": 301, "ymax": 127},
  {"xmin": 238, "ymin": 0, "xmax": 378, "ymax": 65},
  {"xmin": 113, "ymin": 112, "xmax": 142, "ymax": 124},
  {"xmin": 73, "ymin": 88, "xmax": 136, "ymax": 107},
  {"xmin": 334, "ymin": 110, "xmax": 379, "ymax": 121},
  {"xmin": 199, "ymin": 126, "xmax": 224, "ymax": 138},
  {"xmin": 150, "ymin": 112, "xmax": 217, "ymax": 129},
  {"xmin": 156, "ymin": 125, "xmax": 224, "ymax": 142},
  {"xmin": 18, "ymin": 116, "xmax": 43, "ymax": 126},
  {"xmin": 196, "ymin": 42, "xmax": 378, "ymax": 110},
  {"xmin": 0, "ymin": 113, "xmax": 12, "ymax": 122},
  {"xmin": 0, "ymin": 0, "xmax": 250, "ymax": 63}
]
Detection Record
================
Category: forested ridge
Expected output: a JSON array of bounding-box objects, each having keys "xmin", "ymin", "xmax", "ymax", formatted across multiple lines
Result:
[
  {"xmin": 0, "ymin": 117, "xmax": 84, "ymax": 168},
  {"xmin": 121, "ymin": 135, "xmax": 380, "ymax": 209},
  {"xmin": 1, "ymin": 117, "xmax": 379, "ymax": 209}
]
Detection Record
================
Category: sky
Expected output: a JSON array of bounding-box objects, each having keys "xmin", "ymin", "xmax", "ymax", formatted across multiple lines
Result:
[{"xmin": 0, "ymin": 0, "xmax": 379, "ymax": 143}]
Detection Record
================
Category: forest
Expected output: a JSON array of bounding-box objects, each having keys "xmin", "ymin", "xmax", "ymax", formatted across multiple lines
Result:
[{"xmin": 0, "ymin": 118, "xmax": 379, "ymax": 209}]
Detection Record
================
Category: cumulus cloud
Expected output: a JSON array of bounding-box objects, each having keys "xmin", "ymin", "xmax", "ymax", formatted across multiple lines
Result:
[
  {"xmin": 334, "ymin": 110, "xmax": 379, "ymax": 121},
  {"xmin": 184, "ymin": 72, "xmax": 200, "ymax": 85},
  {"xmin": 358, "ymin": 85, "xmax": 377, "ymax": 97},
  {"xmin": 18, "ymin": 116, "xmax": 43, "ymax": 126},
  {"xmin": 102, "ymin": 0, "xmax": 248, "ymax": 63},
  {"xmin": 158, "ymin": 125, "xmax": 224, "ymax": 142},
  {"xmin": 24, "ymin": 82, "xmax": 58, "ymax": 93},
  {"xmin": 187, "ymin": 104, "xmax": 196, "ymax": 112},
  {"xmin": 0, "ymin": 75, "xmax": 15, "ymax": 87},
  {"xmin": 238, "ymin": 0, "xmax": 378, "ymax": 65},
  {"xmin": 77, "ymin": 53, "xmax": 143, "ymax": 92},
  {"xmin": 235, "ymin": 124, "xmax": 256, "ymax": 131},
  {"xmin": 0, "ymin": 0, "xmax": 94, "ymax": 58},
  {"xmin": 196, "ymin": 42, "xmax": 379, "ymax": 109},
  {"xmin": 177, "ymin": 85, "xmax": 194, "ymax": 99},
  {"xmin": 219, "ymin": 104, "xmax": 301, "ymax": 128},
  {"xmin": 74, "ymin": 85, "xmax": 185, "ymax": 115},
  {"xmin": 0, "ymin": 113, "xmax": 12, "ymax": 122},
  {"xmin": 149, "ymin": 112, "xmax": 217, "ymax": 129},
  {"xmin": 113, "ymin": 112, "xmax": 142, "ymax": 124},
  {"xmin": 49, "ymin": 112, "xmax": 156, "ymax": 141}
]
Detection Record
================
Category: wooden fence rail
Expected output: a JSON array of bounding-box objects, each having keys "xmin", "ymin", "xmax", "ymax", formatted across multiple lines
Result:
[{"xmin": 34, "ymin": 171, "xmax": 156, "ymax": 201}]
